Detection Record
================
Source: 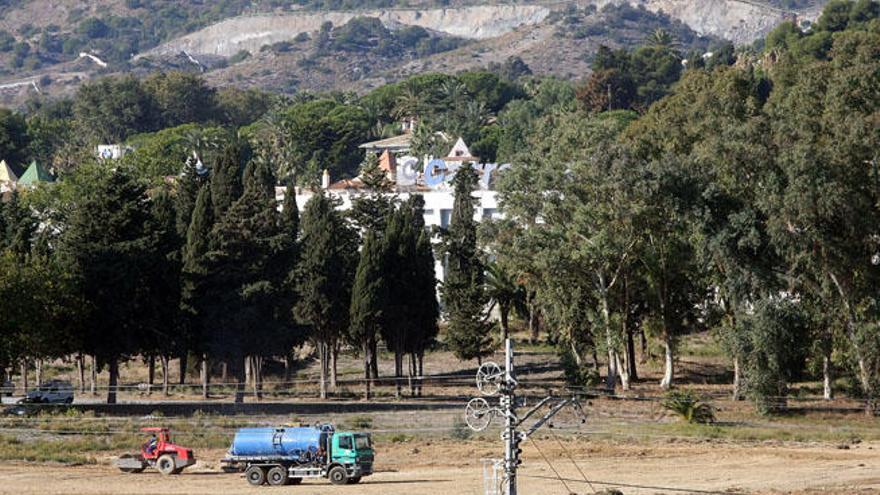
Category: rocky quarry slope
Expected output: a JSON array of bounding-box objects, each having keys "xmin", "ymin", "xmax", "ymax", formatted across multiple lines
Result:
[{"xmin": 144, "ymin": 0, "xmax": 822, "ymax": 60}]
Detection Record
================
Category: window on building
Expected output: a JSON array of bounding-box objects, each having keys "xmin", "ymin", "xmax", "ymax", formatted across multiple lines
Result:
[
  {"xmin": 482, "ymin": 208, "xmax": 498, "ymax": 220},
  {"xmin": 440, "ymin": 209, "xmax": 452, "ymax": 229}
]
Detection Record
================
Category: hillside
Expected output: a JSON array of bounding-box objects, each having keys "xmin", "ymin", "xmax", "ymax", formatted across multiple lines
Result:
[{"xmin": 0, "ymin": 0, "xmax": 827, "ymax": 106}]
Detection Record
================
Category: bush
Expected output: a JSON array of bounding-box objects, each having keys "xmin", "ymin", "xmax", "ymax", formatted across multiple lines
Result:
[
  {"xmin": 661, "ymin": 390, "xmax": 715, "ymax": 424},
  {"xmin": 228, "ymin": 50, "xmax": 250, "ymax": 64},
  {"xmin": 350, "ymin": 415, "xmax": 373, "ymax": 429},
  {"xmin": 450, "ymin": 417, "xmax": 472, "ymax": 440},
  {"xmin": 560, "ymin": 349, "xmax": 599, "ymax": 389}
]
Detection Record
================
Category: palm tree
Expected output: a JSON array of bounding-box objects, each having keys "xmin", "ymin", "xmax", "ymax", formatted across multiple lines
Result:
[
  {"xmin": 648, "ymin": 28, "xmax": 675, "ymax": 49},
  {"xmin": 485, "ymin": 261, "xmax": 527, "ymax": 340}
]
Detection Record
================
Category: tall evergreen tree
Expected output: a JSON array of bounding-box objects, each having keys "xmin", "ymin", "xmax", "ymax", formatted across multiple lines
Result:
[
  {"xmin": 441, "ymin": 164, "xmax": 493, "ymax": 362},
  {"xmin": 2, "ymin": 191, "xmax": 35, "ymax": 257},
  {"xmin": 205, "ymin": 157, "xmax": 285, "ymax": 403},
  {"xmin": 211, "ymin": 142, "xmax": 244, "ymax": 218},
  {"xmin": 349, "ymin": 231, "xmax": 386, "ymax": 399},
  {"xmin": 58, "ymin": 168, "xmax": 157, "ymax": 404},
  {"xmin": 295, "ymin": 193, "xmax": 357, "ymax": 399},
  {"xmin": 278, "ymin": 183, "xmax": 305, "ymax": 383},
  {"xmin": 181, "ymin": 183, "xmax": 214, "ymax": 398}
]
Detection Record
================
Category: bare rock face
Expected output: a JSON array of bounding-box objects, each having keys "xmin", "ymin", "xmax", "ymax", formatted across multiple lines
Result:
[
  {"xmin": 141, "ymin": 5, "xmax": 552, "ymax": 58},
  {"xmin": 141, "ymin": 1, "xmax": 825, "ymax": 60}
]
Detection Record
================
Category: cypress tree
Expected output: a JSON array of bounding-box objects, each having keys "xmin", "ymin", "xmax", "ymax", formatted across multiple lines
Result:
[
  {"xmin": 2, "ymin": 191, "xmax": 35, "ymax": 257},
  {"xmin": 441, "ymin": 163, "xmax": 493, "ymax": 362},
  {"xmin": 59, "ymin": 168, "xmax": 157, "ymax": 404},
  {"xmin": 211, "ymin": 142, "xmax": 244, "ymax": 218},
  {"xmin": 278, "ymin": 183, "xmax": 304, "ymax": 383},
  {"xmin": 295, "ymin": 193, "xmax": 357, "ymax": 399},
  {"xmin": 175, "ymin": 155, "xmax": 208, "ymax": 240},
  {"xmin": 181, "ymin": 184, "xmax": 213, "ymax": 398},
  {"xmin": 410, "ymin": 222, "xmax": 439, "ymax": 395},
  {"xmin": 349, "ymin": 231, "xmax": 386, "ymax": 399},
  {"xmin": 207, "ymin": 157, "xmax": 284, "ymax": 403}
]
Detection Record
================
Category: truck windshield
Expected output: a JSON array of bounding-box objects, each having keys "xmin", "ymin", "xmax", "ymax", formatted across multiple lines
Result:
[{"xmin": 355, "ymin": 435, "xmax": 371, "ymax": 449}]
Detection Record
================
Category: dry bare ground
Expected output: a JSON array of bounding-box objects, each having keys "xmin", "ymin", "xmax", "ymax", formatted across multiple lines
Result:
[{"xmin": 0, "ymin": 439, "xmax": 879, "ymax": 495}]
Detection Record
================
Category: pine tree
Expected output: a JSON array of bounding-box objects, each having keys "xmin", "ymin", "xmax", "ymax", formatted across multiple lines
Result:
[
  {"xmin": 349, "ymin": 231, "xmax": 386, "ymax": 399},
  {"xmin": 295, "ymin": 193, "xmax": 357, "ymax": 399},
  {"xmin": 441, "ymin": 163, "xmax": 493, "ymax": 362}
]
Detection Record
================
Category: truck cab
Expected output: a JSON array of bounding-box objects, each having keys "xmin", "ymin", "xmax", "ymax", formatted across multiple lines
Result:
[{"xmin": 330, "ymin": 432, "xmax": 374, "ymax": 483}]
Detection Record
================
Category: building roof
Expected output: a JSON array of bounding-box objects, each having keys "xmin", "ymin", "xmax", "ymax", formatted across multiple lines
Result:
[
  {"xmin": 359, "ymin": 133, "xmax": 412, "ymax": 152},
  {"xmin": 18, "ymin": 161, "xmax": 54, "ymax": 185},
  {"xmin": 0, "ymin": 160, "xmax": 17, "ymax": 183}
]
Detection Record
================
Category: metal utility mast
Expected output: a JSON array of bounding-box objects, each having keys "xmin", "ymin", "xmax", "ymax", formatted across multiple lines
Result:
[{"xmin": 466, "ymin": 339, "xmax": 586, "ymax": 495}]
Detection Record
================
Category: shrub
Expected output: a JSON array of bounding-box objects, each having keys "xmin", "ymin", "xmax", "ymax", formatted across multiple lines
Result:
[
  {"xmin": 559, "ymin": 350, "xmax": 599, "ymax": 389},
  {"xmin": 661, "ymin": 390, "xmax": 715, "ymax": 424},
  {"xmin": 350, "ymin": 415, "xmax": 373, "ymax": 429},
  {"xmin": 450, "ymin": 417, "xmax": 472, "ymax": 440}
]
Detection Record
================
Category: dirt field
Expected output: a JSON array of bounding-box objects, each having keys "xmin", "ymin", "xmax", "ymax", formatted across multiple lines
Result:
[{"xmin": 1, "ymin": 439, "xmax": 879, "ymax": 495}]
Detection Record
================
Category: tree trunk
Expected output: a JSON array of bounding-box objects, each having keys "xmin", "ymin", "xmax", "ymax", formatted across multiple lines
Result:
[
  {"xmin": 255, "ymin": 356, "xmax": 263, "ymax": 401},
  {"xmin": 330, "ymin": 344, "xmax": 338, "ymax": 392},
  {"xmin": 639, "ymin": 329, "xmax": 648, "ymax": 364},
  {"xmin": 319, "ymin": 342, "xmax": 328, "ymax": 400},
  {"xmin": 284, "ymin": 353, "xmax": 293, "ymax": 386},
  {"xmin": 363, "ymin": 342, "xmax": 372, "ymax": 400},
  {"xmin": 178, "ymin": 353, "xmax": 188, "ymax": 385},
  {"xmin": 500, "ymin": 303, "xmax": 510, "ymax": 341},
  {"xmin": 220, "ymin": 361, "xmax": 228, "ymax": 383},
  {"xmin": 201, "ymin": 355, "xmax": 210, "ymax": 399},
  {"xmin": 370, "ymin": 340, "xmax": 379, "ymax": 379},
  {"xmin": 823, "ymin": 352, "xmax": 833, "ymax": 400},
  {"xmin": 234, "ymin": 357, "xmax": 246, "ymax": 404},
  {"xmin": 89, "ymin": 356, "xmax": 97, "ymax": 395},
  {"xmin": 600, "ymin": 287, "xmax": 618, "ymax": 391},
  {"xmin": 616, "ymin": 352, "xmax": 630, "ymax": 391},
  {"xmin": 732, "ymin": 355, "xmax": 742, "ymax": 401},
  {"xmin": 529, "ymin": 300, "xmax": 541, "ymax": 344},
  {"xmin": 625, "ymin": 325, "xmax": 638, "ymax": 381},
  {"xmin": 660, "ymin": 334, "xmax": 674, "ymax": 390},
  {"xmin": 394, "ymin": 351, "xmax": 402, "ymax": 399},
  {"xmin": 107, "ymin": 358, "xmax": 119, "ymax": 404},
  {"xmin": 35, "ymin": 359, "xmax": 42, "ymax": 387},
  {"xmin": 76, "ymin": 353, "xmax": 85, "ymax": 394},
  {"xmin": 417, "ymin": 352, "xmax": 424, "ymax": 397},
  {"xmin": 147, "ymin": 356, "xmax": 155, "ymax": 395},
  {"xmin": 161, "ymin": 355, "xmax": 170, "ymax": 396},
  {"xmin": 20, "ymin": 359, "xmax": 28, "ymax": 394},
  {"xmin": 409, "ymin": 353, "xmax": 417, "ymax": 396}
]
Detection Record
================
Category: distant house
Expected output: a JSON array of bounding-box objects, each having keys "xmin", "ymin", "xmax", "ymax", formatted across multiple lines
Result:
[
  {"xmin": 97, "ymin": 144, "xmax": 133, "ymax": 160},
  {"xmin": 297, "ymin": 136, "xmax": 508, "ymax": 285},
  {"xmin": 0, "ymin": 160, "xmax": 18, "ymax": 193},
  {"xmin": 18, "ymin": 161, "xmax": 54, "ymax": 187}
]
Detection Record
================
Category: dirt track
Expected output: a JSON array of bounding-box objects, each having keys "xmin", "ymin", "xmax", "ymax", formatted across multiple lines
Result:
[{"xmin": 2, "ymin": 440, "xmax": 879, "ymax": 495}]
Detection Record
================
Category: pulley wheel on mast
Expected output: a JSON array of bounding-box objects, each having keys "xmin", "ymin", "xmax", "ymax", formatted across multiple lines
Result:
[{"xmin": 476, "ymin": 362, "xmax": 504, "ymax": 396}]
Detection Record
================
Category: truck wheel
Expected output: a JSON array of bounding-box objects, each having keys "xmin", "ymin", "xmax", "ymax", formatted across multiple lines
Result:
[
  {"xmin": 289, "ymin": 478, "xmax": 302, "ymax": 485},
  {"xmin": 347, "ymin": 476, "xmax": 362, "ymax": 484},
  {"xmin": 245, "ymin": 465, "xmax": 267, "ymax": 486},
  {"xmin": 157, "ymin": 455, "xmax": 177, "ymax": 476},
  {"xmin": 328, "ymin": 466, "xmax": 348, "ymax": 485},
  {"xmin": 266, "ymin": 466, "xmax": 289, "ymax": 486}
]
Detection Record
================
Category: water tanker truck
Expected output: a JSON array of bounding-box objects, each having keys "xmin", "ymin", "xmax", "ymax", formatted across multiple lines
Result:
[{"xmin": 222, "ymin": 424, "xmax": 374, "ymax": 486}]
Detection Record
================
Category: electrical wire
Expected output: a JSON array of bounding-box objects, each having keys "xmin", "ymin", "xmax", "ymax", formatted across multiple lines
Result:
[
  {"xmin": 551, "ymin": 432, "xmax": 596, "ymax": 494},
  {"xmin": 526, "ymin": 435, "xmax": 574, "ymax": 495}
]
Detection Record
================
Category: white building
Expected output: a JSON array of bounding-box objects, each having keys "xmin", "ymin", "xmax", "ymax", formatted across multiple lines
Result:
[{"xmin": 287, "ymin": 133, "xmax": 507, "ymax": 284}]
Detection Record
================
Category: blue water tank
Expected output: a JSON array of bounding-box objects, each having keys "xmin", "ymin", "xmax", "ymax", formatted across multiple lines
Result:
[{"xmin": 230, "ymin": 427, "xmax": 328, "ymax": 459}]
